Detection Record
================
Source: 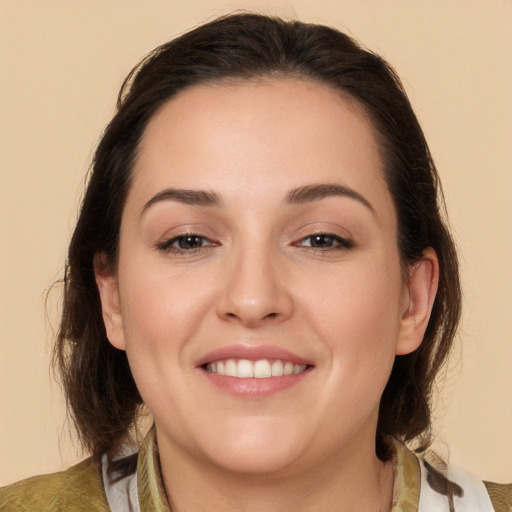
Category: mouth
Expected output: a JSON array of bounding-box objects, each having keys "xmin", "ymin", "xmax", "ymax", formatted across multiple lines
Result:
[
  {"xmin": 196, "ymin": 345, "xmax": 314, "ymax": 397},
  {"xmin": 204, "ymin": 358, "xmax": 309, "ymax": 378}
]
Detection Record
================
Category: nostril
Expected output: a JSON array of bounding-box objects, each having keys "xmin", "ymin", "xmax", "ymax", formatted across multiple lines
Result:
[{"xmin": 217, "ymin": 285, "xmax": 293, "ymax": 326}]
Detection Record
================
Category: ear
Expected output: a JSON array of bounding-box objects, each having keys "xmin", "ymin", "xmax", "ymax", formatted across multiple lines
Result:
[
  {"xmin": 94, "ymin": 253, "xmax": 126, "ymax": 350},
  {"xmin": 396, "ymin": 248, "xmax": 439, "ymax": 355}
]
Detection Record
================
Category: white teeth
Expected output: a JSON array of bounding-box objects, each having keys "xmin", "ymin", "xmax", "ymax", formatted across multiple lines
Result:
[
  {"xmin": 254, "ymin": 360, "xmax": 272, "ymax": 378},
  {"xmin": 206, "ymin": 359, "xmax": 308, "ymax": 378},
  {"xmin": 271, "ymin": 360, "xmax": 284, "ymax": 376},
  {"xmin": 225, "ymin": 359, "xmax": 237, "ymax": 377},
  {"xmin": 237, "ymin": 359, "xmax": 253, "ymax": 378}
]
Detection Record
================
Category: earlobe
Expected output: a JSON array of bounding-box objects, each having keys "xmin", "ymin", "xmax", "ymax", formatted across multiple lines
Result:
[
  {"xmin": 94, "ymin": 253, "xmax": 126, "ymax": 351},
  {"xmin": 396, "ymin": 248, "xmax": 439, "ymax": 355}
]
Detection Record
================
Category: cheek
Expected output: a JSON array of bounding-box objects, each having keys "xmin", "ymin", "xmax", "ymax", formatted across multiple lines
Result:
[
  {"xmin": 305, "ymin": 257, "xmax": 404, "ymax": 341},
  {"xmin": 115, "ymin": 265, "xmax": 209, "ymax": 419},
  {"xmin": 116, "ymin": 255, "xmax": 214, "ymax": 369},
  {"xmin": 303, "ymin": 257, "xmax": 404, "ymax": 387}
]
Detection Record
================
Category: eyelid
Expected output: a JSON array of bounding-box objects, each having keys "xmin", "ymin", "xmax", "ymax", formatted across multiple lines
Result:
[
  {"xmin": 156, "ymin": 232, "xmax": 220, "ymax": 253},
  {"xmin": 293, "ymin": 232, "xmax": 354, "ymax": 250},
  {"xmin": 152, "ymin": 221, "xmax": 219, "ymax": 245},
  {"xmin": 290, "ymin": 221, "xmax": 355, "ymax": 248}
]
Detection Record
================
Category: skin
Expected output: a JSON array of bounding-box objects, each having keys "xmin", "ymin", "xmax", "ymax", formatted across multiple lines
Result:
[{"xmin": 96, "ymin": 78, "xmax": 438, "ymax": 511}]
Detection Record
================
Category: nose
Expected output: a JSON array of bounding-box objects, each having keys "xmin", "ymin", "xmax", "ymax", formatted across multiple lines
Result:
[{"xmin": 216, "ymin": 244, "xmax": 293, "ymax": 328}]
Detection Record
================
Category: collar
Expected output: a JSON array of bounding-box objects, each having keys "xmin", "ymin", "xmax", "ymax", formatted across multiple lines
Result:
[
  {"xmin": 390, "ymin": 437, "xmax": 421, "ymax": 511},
  {"xmin": 137, "ymin": 426, "xmax": 171, "ymax": 511},
  {"xmin": 136, "ymin": 428, "xmax": 421, "ymax": 512}
]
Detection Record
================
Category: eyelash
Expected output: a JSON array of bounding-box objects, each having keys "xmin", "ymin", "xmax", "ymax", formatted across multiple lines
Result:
[
  {"xmin": 157, "ymin": 232, "xmax": 353, "ymax": 255},
  {"xmin": 295, "ymin": 233, "xmax": 354, "ymax": 251},
  {"xmin": 157, "ymin": 234, "xmax": 217, "ymax": 254}
]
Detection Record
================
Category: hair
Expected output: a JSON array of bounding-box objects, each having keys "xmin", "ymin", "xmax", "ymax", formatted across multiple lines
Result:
[{"xmin": 54, "ymin": 13, "xmax": 461, "ymax": 461}]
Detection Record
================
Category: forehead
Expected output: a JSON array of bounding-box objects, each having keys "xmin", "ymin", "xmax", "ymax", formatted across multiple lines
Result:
[{"xmin": 128, "ymin": 78, "xmax": 392, "ymax": 218}]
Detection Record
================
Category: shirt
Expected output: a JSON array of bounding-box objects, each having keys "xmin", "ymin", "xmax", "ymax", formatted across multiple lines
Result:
[{"xmin": 1, "ymin": 428, "xmax": 510, "ymax": 511}]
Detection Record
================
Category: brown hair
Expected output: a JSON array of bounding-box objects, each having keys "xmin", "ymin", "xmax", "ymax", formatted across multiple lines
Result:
[{"xmin": 55, "ymin": 13, "xmax": 461, "ymax": 460}]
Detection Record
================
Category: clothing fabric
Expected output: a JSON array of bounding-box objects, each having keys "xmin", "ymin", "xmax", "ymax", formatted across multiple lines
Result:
[{"xmin": 1, "ymin": 428, "xmax": 510, "ymax": 511}]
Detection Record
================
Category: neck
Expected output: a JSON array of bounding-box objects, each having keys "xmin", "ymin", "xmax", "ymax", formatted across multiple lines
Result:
[{"xmin": 157, "ymin": 434, "xmax": 394, "ymax": 512}]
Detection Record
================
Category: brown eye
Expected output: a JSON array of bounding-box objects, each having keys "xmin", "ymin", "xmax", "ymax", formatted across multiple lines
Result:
[
  {"xmin": 307, "ymin": 234, "xmax": 336, "ymax": 248},
  {"xmin": 158, "ymin": 233, "xmax": 217, "ymax": 253},
  {"xmin": 298, "ymin": 233, "xmax": 353, "ymax": 250},
  {"xmin": 176, "ymin": 235, "xmax": 206, "ymax": 249}
]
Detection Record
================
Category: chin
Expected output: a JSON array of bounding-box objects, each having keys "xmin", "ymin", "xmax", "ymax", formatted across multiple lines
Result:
[
  {"xmin": 195, "ymin": 419, "xmax": 310, "ymax": 476},
  {"xmin": 206, "ymin": 443, "xmax": 304, "ymax": 476}
]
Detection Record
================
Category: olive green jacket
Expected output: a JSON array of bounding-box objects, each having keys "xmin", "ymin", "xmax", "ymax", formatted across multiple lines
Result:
[{"xmin": 1, "ymin": 429, "xmax": 510, "ymax": 511}]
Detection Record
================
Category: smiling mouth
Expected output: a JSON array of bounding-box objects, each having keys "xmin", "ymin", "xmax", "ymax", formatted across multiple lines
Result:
[{"xmin": 204, "ymin": 359, "xmax": 309, "ymax": 378}]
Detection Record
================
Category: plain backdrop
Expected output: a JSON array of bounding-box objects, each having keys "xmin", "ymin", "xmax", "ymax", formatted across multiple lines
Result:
[{"xmin": 1, "ymin": 0, "xmax": 511, "ymax": 485}]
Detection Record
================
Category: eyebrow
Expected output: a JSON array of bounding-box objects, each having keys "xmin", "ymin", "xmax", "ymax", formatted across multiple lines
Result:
[
  {"xmin": 142, "ymin": 188, "xmax": 222, "ymax": 214},
  {"xmin": 286, "ymin": 183, "xmax": 375, "ymax": 213},
  {"xmin": 142, "ymin": 182, "xmax": 374, "ymax": 215}
]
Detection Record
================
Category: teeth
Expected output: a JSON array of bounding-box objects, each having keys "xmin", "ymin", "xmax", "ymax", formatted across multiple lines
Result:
[
  {"xmin": 225, "ymin": 359, "xmax": 237, "ymax": 377},
  {"xmin": 237, "ymin": 359, "xmax": 253, "ymax": 378},
  {"xmin": 271, "ymin": 360, "xmax": 283, "ymax": 376},
  {"xmin": 205, "ymin": 359, "xmax": 307, "ymax": 378},
  {"xmin": 254, "ymin": 360, "xmax": 271, "ymax": 378}
]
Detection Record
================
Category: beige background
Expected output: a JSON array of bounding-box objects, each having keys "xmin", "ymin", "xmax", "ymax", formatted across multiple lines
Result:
[{"xmin": 1, "ymin": 0, "xmax": 511, "ymax": 486}]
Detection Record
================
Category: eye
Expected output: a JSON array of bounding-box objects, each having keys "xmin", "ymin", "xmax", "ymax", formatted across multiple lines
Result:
[
  {"xmin": 297, "ymin": 233, "xmax": 353, "ymax": 250},
  {"xmin": 174, "ymin": 235, "xmax": 208, "ymax": 249},
  {"xmin": 158, "ymin": 234, "xmax": 217, "ymax": 253}
]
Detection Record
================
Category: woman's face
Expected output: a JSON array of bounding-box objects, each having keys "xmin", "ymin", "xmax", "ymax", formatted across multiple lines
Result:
[{"xmin": 97, "ymin": 78, "xmax": 435, "ymax": 475}]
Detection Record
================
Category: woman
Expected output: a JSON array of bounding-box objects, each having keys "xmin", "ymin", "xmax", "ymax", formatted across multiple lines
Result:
[{"xmin": 1, "ymin": 13, "xmax": 509, "ymax": 512}]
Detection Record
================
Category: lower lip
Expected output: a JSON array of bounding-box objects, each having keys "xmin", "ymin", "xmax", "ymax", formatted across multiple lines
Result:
[{"xmin": 200, "ymin": 368, "xmax": 312, "ymax": 398}]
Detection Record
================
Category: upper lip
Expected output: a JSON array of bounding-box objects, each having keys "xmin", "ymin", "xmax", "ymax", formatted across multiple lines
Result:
[{"xmin": 195, "ymin": 344, "xmax": 313, "ymax": 367}]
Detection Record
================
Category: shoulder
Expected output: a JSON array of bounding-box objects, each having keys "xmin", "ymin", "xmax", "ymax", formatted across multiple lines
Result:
[
  {"xmin": 392, "ymin": 438, "xmax": 511, "ymax": 511},
  {"xmin": 414, "ymin": 449, "xmax": 512, "ymax": 512},
  {"xmin": 0, "ymin": 458, "xmax": 110, "ymax": 512},
  {"xmin": 484, "ymin": 481, "xmax": 512, "ymax": 512}
]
